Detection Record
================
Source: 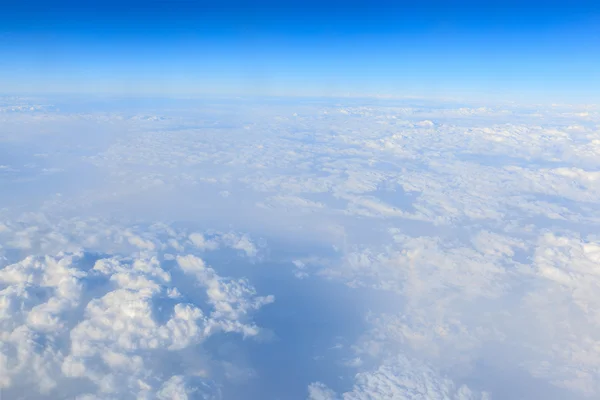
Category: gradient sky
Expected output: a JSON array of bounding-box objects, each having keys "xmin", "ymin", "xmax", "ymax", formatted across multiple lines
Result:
[{"xmin": 1, "ymin": 0, "xmax": 599, "ymax": 102}]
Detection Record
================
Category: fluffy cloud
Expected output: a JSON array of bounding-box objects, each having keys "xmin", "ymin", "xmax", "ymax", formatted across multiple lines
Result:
[
  {"xmin": 0, "ymin": 237, "xmax": 272, "ymax": 398},
  {"xmin": 309, "ymin": 355, "xmax": 490, "ymax": 400},
  {"xmin": 519, "ymin": 233, "xmax": 600, "ymax": 396},
  {"xmin": 2, "ymin": 96, "xmax": 600, "ymax": 399}
]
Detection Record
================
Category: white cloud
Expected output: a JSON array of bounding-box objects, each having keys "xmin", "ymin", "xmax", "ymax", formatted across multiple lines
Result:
[
  {"xmin": 127, "ymin": 234, "xmax": 156, "ymax": 251},
  {"xmin": 517, "ymin": 233, "xmax": 600, "ymax": 396},
  {"xmin": 189, "ymin": 233, "xmax": 220, "ymax": 251},
  {"xmin": 188, "ymin": 232, "xmax": 259, "ymax": 257},
  {"xmin": 310, "ymin": 355, "xmax": 490, "ymax": 400},
  {"xmin": 2, "ymin": 97, "xmax": 600, "ymax": 399},
  {"xmin": 220, "ymin": 233, "xmax": 258, "ymax": 258},
  {"xmin": 0, "ymin": 234, "xmax": 272, "ymax": 398},
  {"xmin": 308, "ymin": 382, "xmax": 340, "ymax": 400}
]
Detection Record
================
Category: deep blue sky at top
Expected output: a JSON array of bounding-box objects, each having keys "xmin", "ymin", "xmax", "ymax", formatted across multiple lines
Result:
[{"xmin": 1, "ymin": 0, "xmax": 598, "ymax": 102}]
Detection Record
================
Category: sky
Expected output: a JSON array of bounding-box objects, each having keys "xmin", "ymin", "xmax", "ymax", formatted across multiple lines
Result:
[
  {"xmin": 1, "ymin": 0, "xmax": 599, "ymax": 102},
  {"xmin": 3, "ymin": 3, "xmax": 600, "ymax": 400}
]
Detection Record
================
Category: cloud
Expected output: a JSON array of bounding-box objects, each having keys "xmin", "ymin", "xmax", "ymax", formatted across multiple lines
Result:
[
  {"xmin": 517, "ymin": 233, "xmax": 600, "ymax": 396},
  {"xmin": 0, "ymin": 238, "xmax": 272, "ymax": 398},
  {"xmin": 308, "ymin": 382, "xmax": 340, "ymax": 400},
  {"xmin": 309, "ymin": 355, "xmax": 490, "ymax": 400},
  {"xmin": 189, "ymin": 233, "xmax": 220, "ymax": 251},
  {"xmin": 2, "ymin": 96, "xmax": 600, "ymax": 399},
  {"xmin": 188, "ymin": 232, "xmax": 259, "ymax": 257}
]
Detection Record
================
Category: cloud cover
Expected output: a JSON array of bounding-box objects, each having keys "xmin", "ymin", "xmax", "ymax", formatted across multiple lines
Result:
[
  {"xmin": 1, "ymin": 96, "xmax": 600, "ymax": 398},
  {"xmin": 0, "ymin": 216, "xmax": 273, "ymax": 398}
]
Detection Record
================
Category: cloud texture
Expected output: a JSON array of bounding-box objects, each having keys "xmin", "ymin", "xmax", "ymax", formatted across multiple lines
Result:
[{"xmin": 1, "ymin": 96, "xmax": 600, "ymax": 398}]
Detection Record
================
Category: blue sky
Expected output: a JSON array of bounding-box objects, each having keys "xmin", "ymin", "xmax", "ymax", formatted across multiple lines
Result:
[{"xmin": 1, "ymin": 0, "xmax": 598, "ymax": 102}]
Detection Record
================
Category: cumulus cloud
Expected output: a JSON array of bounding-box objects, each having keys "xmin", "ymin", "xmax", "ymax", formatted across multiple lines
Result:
[
  {"xmin": 0, "ymin": 239, "xmax": 272, "ymax": 398},
  {"xmin": 518, "ymin": 233, "xmax": 600, "ymax": 396},
  {"xmin": 188, "ymin": 232, "xmax": 258, "ymax": 257},
  {"xmin": 309, "ymin": 355, "xmax": 490, "ymax": 400},
  {"xmin": 189, "ymin": 233, "xmax": 220, "ymax": 251}
]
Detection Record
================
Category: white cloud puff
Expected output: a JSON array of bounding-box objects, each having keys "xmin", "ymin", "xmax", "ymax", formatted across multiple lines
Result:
[
  {"xmin": 188, "ymin": 232, "xmax": 258, "ymax": 257},
  {"xmin": 309, "ymin": 355, "xmax": 490, "ymax": 400},
  {"xmin": 0, "ymin": 245, "xmax": 272, "ymax": 398}
]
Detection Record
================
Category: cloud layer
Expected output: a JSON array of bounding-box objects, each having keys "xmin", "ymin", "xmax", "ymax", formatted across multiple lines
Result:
[
  {"xmin": 0, "ymin": 218, "xmax": 272, "ymax": 398},
  {"xmin": 1, "ymin": 96, "xmax": 600, "ymax": 398}
]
